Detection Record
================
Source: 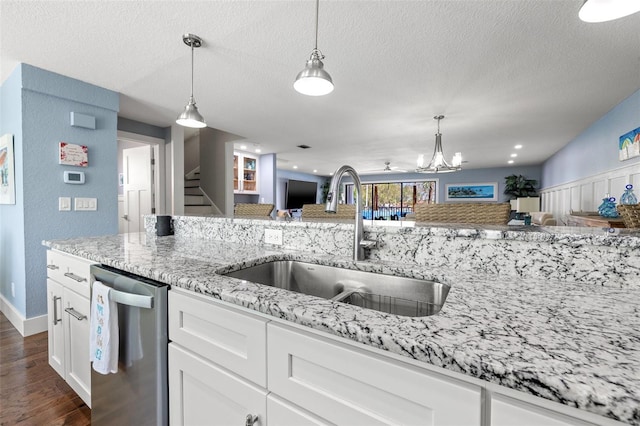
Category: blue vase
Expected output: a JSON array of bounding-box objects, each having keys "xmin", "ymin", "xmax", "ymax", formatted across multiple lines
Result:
[
  {"xmin": 620, "ymin": 184, "xmax": 638, "ymax": 205},
  {"xmin": 598, "ymin": 197, "xmax": 619, "ymax": 218}
]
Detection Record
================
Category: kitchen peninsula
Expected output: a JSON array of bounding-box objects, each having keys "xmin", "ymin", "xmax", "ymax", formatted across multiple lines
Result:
[{"xmin": 44, "ymin": 216, "xmax": 640, "ymax": 425}]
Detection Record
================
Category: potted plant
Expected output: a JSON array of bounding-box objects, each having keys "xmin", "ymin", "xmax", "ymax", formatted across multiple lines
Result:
[{"xmin": 504, "ymin": 174, "xmax": 538, "ymax": 200}]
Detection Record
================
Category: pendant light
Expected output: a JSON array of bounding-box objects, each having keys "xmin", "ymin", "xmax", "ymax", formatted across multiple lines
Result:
[
  {"xmin": 579, "ymin": 0, "xmax": 640, "ymax": 22},
  {"xmin": 416, "ymin": 115, "xmax": 462, "ymax": 174},
  {"xmin": 294, "ymin": 0, "xmax": 334, "ymax": 96},
  {"xmin": 176, "ymin": 33, "xmax": 206, "ymax": 128}
]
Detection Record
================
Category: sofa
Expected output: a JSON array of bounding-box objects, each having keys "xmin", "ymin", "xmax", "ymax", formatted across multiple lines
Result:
[{"xmin": 529, "ymin": 211, "xmax": 556, "ymax": 226}]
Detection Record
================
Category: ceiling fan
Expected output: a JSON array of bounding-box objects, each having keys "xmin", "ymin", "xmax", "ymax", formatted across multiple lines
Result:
[{"xmin": 363, "ymin": 161, "xmax": 408, "ymax": 174}]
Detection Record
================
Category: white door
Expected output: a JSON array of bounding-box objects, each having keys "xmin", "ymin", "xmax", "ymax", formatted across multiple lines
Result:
[{"xmin": 123, "ymin": 146, "xmax": 153, "ymax": 233}]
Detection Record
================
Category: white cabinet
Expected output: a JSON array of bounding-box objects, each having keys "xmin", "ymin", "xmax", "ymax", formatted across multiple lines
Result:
[
  {"xmin": 168, "ymin": 288, "xmax": 620, "ymax": 426},
  {"xmin": 169, "ymin": 344, "xmax": 267, "ymax": 426},
  {"xmin": 268, "ymin": 323, "xmax": 482, "ymax": 426},
  {"xmin": 46, "ymin": 278, "xmax": 65, "ymax": 377},
  {"xmin": 491, "ymin": 394, "xmax": 598, "ymax": 426},
  {"xmin": 234, "ymin": 152, "xmax": 259, "ymax": 194},
  {"xmin": 46, "ymin": 249, "xmax": 93, "ymax": 407},
  {"xmin": 168, "ymin": 289, "xmax": 269, "ymax": 426},
  {"xmin": 168, "ymin": 289, "xmax": 268, "ymax": 387}
]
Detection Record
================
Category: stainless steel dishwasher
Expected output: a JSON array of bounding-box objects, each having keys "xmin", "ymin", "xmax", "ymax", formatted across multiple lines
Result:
[{"xmin": 90, "ymin": 264, "xmax": 169, "ymax": 426}]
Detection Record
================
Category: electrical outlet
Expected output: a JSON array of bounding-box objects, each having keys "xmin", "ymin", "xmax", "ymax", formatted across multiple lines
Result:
[{"xmin": 264, "ymin": 229, "xmax": 283, "ymax": 245}]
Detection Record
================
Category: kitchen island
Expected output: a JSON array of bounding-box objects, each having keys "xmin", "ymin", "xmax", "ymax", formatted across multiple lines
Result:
[{"xmin": 44, "ymin": 216, "xmax": 640, "ymax": 425}]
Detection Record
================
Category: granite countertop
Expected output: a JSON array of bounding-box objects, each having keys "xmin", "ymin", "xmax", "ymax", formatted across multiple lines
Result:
[{"xmin": 44, "ymin": 233, "xmax": 640, "ymax": 424}]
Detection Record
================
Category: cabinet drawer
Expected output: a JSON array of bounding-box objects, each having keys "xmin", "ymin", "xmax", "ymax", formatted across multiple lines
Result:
[
  {"xmin": 169, "ymin": 289, "xmax": 268, "ymax": 387},
  {"xmin": 268, "ymin": 323, "xmax": 482, "ymax": 426},
  {"xmin": 491, "ymin": 394, "xmax": 597, "ymax": 426},
  {"xmin": 46, "ymin": 250, "xmax": 93, "ymax": 297}
]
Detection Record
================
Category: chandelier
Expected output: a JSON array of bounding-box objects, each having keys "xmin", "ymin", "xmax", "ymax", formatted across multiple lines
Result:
[{"xmin": 416, "ymin": 115, "xmax": 461, "ymax": 173}]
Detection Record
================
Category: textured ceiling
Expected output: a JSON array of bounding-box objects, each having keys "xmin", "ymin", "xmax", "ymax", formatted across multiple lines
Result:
[{"xmin": 1, "ymin": 1, "xmax": 639, "ymax": 176}]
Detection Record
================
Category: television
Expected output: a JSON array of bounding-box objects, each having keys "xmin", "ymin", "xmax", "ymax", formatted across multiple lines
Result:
[{"xmin": 285, "ymin": 180, "xmax": 318, "ymax": 210}]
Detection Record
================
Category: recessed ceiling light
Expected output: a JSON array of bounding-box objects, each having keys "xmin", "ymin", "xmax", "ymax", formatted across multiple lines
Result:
[
  {"xmin": 514, "ymin": 145, "xmax": 522, "ymax": 149},
  {"xmin": 313, "ymin": 169, "xmax": 318, "ymax": 173},
  {"xmin": 508, "ymin": 160, "xmax": 514, "ymax": 164},
  {"xmin": 240, "ymin": 145, "xmax": 247, "ymax": 150},
  {"xmin": 293, "ymin": 165, "xmax": 298, "ymax": 169},
  {"xmin": 255, "ymin": 148, "xmax": 262, "ymax": 153},
  {"xmin": 510, "ymin": 153, "xmax": 518, "ymax": 158}
]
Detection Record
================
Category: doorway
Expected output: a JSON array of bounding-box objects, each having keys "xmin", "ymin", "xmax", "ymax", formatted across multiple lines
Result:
[{"xmin": 117, "ymin": 131, "xmax": 165, "ymax": 233}]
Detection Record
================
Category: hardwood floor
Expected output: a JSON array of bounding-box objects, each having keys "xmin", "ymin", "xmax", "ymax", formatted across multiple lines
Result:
[{"xmin": 0, "ymin": 312, "xmax": 90, "ymax": 426}]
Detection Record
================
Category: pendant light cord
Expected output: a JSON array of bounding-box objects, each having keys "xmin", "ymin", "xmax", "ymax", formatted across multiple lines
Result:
[
  {"xmin": 190, "ymin": 42, "xmax": 195, "ymax": 101},
  {"xmin": 314, "ymin": 0, "xmax": 319, "ymax": 51}
]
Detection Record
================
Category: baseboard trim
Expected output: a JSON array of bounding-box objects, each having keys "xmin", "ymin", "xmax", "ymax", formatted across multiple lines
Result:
[{"xmin": 0, "ymin": 294, "xmax": 48, "ymax": 337}]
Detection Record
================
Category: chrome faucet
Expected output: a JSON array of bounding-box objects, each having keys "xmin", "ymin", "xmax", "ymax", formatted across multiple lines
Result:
[{"xmin": 325, "ymin": 165, "xmax": 376, "ymax": 261}]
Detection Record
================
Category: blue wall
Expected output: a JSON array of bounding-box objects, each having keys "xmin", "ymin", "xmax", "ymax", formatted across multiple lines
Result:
[
  {"xmin": 542, "ymin": 90, "xmax": 640, "ymax": 188},
  {"xmin": 0, "ymin": 63, "xmax": 119, "ymax": 318},
  {"xmin": 0, "ymin": 64, "xmax": 26, "ymax": 315}
]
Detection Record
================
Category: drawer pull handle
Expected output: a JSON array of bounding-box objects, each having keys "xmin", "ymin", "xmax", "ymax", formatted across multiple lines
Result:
[
  {"xmin": 47, "ymin": 264, "xmax": 59, "ymax": 270},
  {"xmin": 64, "ymin": 272, "xmax": 87, "ymax": 282},
  {"xmin": 245, "ymin": 414, "xmax": 258, "ymax": 426},
  {"xmin": 52, "ymin": 296, "xmax": 62, "ymax": 325},
  {"xmin": 65, "ymin": 307, "xmax": 86, "ymax": 321}
]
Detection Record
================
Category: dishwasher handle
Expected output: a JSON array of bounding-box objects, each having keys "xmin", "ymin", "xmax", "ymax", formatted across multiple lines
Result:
[{"xmin": 109, "ymin": 288, "xmax": 154, "ymax": 309}]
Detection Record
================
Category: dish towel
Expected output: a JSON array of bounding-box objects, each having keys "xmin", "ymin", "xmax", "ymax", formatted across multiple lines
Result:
[{"xmin": 90, "ymin": 281, "xmax": 119, "ymax": 374}]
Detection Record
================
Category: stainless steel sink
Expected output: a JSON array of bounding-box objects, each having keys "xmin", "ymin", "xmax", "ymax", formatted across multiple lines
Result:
[{"xmin": 224, "ymin": 260, "xmax": 449, "ymax": 317}]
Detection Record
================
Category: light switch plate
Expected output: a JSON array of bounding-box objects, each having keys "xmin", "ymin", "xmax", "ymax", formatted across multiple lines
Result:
[
  {"xmin": 59, "ymin": 197, "xmax": 71, "ymax": 211},
  {"xmin": 75, "ymin": 197, "xmax": 97, "ymax": 211},
  {"xmin": 264, "ymin": 229, "xmax": 283, "ymax": 245}
]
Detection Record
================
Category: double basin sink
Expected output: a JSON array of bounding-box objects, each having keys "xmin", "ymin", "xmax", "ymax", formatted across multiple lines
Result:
[{"xmin": 224, "ymin": 260, "xmax": 449, "ymax": 317}]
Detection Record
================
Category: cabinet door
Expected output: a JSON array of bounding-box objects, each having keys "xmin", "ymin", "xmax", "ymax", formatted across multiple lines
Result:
[
  {"xmin": 267, "ymin": 395, "xmax": 332, "ymax": 426},
  {"xmin": 46, "ymin": 279, "xmax": 65, "ymax": 378},
  {"xmin": 491, "ymin": 395, "xmax": 597, "ymax": 426},
  {"xmin": 169, "ymin": 343, "xmax": 267, "ymax": 426},
  {"xmin": 268, "ymin": 323, "xmax": 482, "ymax": 426},
  {"xmin": 63, "ymin": 287, "xmax": 91, "ymax": 407}
]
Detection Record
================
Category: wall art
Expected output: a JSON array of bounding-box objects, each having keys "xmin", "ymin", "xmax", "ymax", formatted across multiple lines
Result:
[
  {"xmin": 619, "ymin": 126, "xmax": 640, "ymax": 161},
  {"xmin": 445, "ymin": 182, "xmax": 498, "ymax": 202},
  {"xmin": 0, "ymin": 133, "xmax": 16, "ymax": 205},
  {"xmin": 59, "ymin": 142, "xmax": 88, "ymax": 167}
]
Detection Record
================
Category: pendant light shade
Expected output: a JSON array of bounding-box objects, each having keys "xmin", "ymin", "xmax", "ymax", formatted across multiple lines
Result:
[
  {"xmin": 416, "ymin": 115, "xmax": 462, "ymax": 174},
  {"xmin": 176, "ymin": 33, "xmax": 206, "ymax": 128},
  {"xmin": 579, "ymin": 0, "xmax": 640, "ymax": 22},
  {"xmin": 294, "ymin": 0, "xmax": 334, "ymax": 96}
]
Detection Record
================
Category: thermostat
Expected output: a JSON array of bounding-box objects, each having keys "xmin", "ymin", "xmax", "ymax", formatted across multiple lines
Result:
[{"xmin": 63, "ymin": 171, "xmax": 85, "ymax": 184}]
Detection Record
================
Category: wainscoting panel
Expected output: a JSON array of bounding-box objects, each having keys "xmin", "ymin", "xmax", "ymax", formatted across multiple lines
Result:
[{"xmin": 541, "ymin": 163, "xmax": 640, "ymax": 225}]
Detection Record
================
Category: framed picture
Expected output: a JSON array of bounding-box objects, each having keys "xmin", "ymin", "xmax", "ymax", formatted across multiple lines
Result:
[
  {"xmin": 619, "ymin": 127, "xmax": 640, "ymax": 161},
  {"xmin": 0, "ymin": 134, "xmax": 16, "ymax": 205},
  {"xmin": 59, "ymin": 142, "xmax": 88, "ymax": 167},
  {"xmin": 445, "ymin": 182, "xmax": 498, "ymax": 202}
]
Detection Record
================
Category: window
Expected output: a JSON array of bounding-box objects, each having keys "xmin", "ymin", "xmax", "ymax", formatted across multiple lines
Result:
[{"xmin": 345, "ymin": 180, "xmax": 436, "ymax": 220}]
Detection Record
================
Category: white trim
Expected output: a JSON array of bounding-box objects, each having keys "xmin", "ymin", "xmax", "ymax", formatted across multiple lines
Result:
[
  {"xmin": 540, "ymin": 162, "xmax": 640, "ymax": 224},
  {"xmin": 118, "ymin": 130, "xmax": 167, "ymax": 215},
  {"xmin": 0, "ymin": 293, "xmax": 47, "ymax": 337}
]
